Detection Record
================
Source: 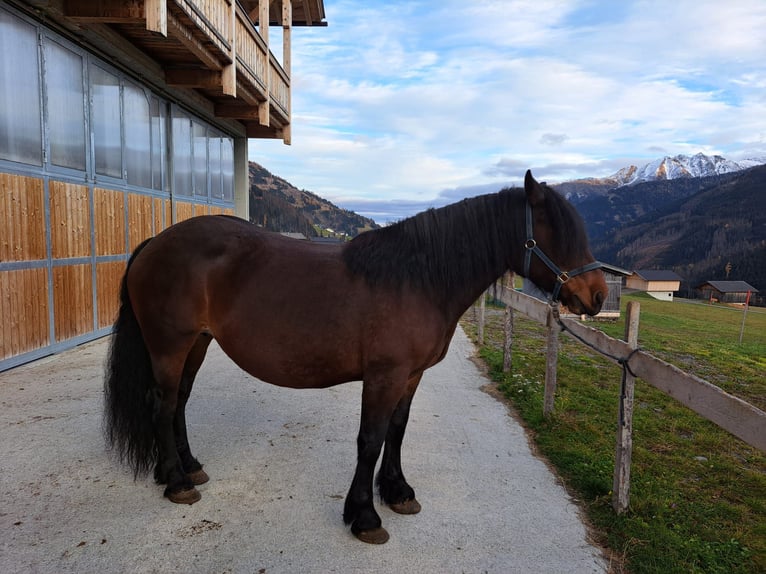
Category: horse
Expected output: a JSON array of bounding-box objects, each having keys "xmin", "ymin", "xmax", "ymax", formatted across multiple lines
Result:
[{"xmin": 104, "ymin": 170, "xmax": 607, "ymax": 544}]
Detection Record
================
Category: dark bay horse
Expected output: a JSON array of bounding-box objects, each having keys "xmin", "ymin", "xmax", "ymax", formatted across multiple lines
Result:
[{"xmin": 105, "ymin": 170, "xmax": 607, "ymax": 544}]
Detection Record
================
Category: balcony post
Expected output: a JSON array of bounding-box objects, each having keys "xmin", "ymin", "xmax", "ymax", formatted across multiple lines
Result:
[
  {"xmin": 282, "ymin": 0, "xmax": 292, "ymax": 144},
  {"xmin": 145, "ymin": 0, "xmax": 167, "ymax": 36},
  {"xmin": 222, "ymin": 0, "xmax": 237, "ymax": 96},
  {"xmin": 258, "ymin": 0, "xmax": 270, "ymax": 126}
]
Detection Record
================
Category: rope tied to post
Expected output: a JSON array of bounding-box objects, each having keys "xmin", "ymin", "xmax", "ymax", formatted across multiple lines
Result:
[{"xmin": 549, "ymin": 302, "xmax": 640, "ymax": 378}]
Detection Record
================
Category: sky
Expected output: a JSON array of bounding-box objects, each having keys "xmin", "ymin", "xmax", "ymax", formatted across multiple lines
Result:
[{"xmin": 248, "ymin": 0, "xmax": 766, "ymax": 224}]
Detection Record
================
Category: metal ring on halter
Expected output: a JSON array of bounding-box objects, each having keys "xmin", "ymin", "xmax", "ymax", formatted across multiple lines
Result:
[
  {"xmin": 525, "ymin": 239, "xmax": 536, "ymax": 249},
  {"xmin": 556, "ymin": 271, "xmax": 570, "ymax": 284}
]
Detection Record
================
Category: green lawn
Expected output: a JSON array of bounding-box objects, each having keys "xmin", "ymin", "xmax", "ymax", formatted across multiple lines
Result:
[{"xmin": 461, "ymin": 293, "xmax": 765, "ymax": 574}]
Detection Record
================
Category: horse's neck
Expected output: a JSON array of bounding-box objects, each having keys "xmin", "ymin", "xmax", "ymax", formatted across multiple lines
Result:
[{"xmin": 443, "ymin": 266, "xmax": 508, "ymax": 324}]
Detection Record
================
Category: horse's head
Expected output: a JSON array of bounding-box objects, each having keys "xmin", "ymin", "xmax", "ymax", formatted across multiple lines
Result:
[{"xmin": 521, "ymin": 170, "xmax": 607, "ymax": 316}]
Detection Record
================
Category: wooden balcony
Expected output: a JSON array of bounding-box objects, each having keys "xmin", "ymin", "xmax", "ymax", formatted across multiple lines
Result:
[{"xmin": 26, "ymin": 0, "xmax": 326, "ymax": 142}]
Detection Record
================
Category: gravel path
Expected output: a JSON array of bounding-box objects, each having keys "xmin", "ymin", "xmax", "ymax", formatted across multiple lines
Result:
[{"xmin": 0, "ymin": 326, "xmax": 607, "ymax": 573}]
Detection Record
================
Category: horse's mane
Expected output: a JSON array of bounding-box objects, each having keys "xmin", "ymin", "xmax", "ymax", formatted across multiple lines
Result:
[{"xmin": 342, "ymin": 184, "xmax": 586, "ymax": 302}]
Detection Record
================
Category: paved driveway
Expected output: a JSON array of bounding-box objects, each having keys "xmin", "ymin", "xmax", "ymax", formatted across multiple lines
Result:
[{"xmin": 0, "ymin": 327, "xmax": 607, "ymax": 573}]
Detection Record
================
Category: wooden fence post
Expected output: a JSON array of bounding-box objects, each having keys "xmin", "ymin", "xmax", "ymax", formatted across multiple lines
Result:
[
  {"xmin": 477, "ymin": 290, "xmax": 486, "ymax": 345},
  {"xmin": 503, "ymin": 274, "xmax": 514, "ymax": 373},
  {"xmin": 503, "ymin": 302, "xmax": 513, "ymax": 373},
  {"xmin": 613, "ymin": 300, "xmax": 640, "ymax": 513},
  {"xmin": 543, "ymin": 307, "xmax": 560, "ymax": 417}
]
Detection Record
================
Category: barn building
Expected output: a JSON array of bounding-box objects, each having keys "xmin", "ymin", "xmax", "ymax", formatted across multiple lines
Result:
[
  {"xmin": 625, "ymin": 269, "xmax": 683, "ymax": 301},
  {"xmin": 0, "ymin": 0, "xmax": 326, "ymax": 371},
  {"xmin": 696, "ymin": 281, "xmax": 759, "ymax": 305}
]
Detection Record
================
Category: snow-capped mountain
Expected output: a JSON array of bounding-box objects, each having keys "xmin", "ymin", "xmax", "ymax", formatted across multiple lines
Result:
[{"xmin": 609, "ymin": 153, "xmax": 764, "ymax": 186}]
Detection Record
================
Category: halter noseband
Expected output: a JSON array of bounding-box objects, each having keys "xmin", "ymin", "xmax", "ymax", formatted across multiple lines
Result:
[{"xmin": 523, "ymin": 201, "xmax": 603, "ymax": 302}]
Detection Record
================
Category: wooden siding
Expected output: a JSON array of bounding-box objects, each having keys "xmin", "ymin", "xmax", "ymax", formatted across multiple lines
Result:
[
  {"xmin": 96, "ymin": 261, "xmax": 125, "ymax": 329},
  {"xmin": 0, "ymin": 174, "xmax": 46, "ymax": 262},
  {"xmin": 50, "ymin": 181, "xmax": 91, "ymax": 259},
  {"xmin": 128, "ymin": 193, "xmax": 154, "ymax": 251},
  {"xmin": 175, "ymin": 200, "xmax": 195, "ymax": 222},
  {"xmin": 53, "ymin": 264, "xmax": 93, "ymax": 342},
  {"xmin": 94, "ymin": 187, "xmax": 127, "ymax": 256},
  {"xmin": 0, "ymin": 268, "xmax": 50, "ymax": 360}
]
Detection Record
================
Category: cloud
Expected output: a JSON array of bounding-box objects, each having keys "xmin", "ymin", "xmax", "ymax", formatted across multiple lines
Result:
[
  {"xmin": 540, "ymin": 133, "xmax": 569, "ymax": 146},
  {"xmin": 249, "ymin": 0, "xmax": 766, "ymax": 224}
]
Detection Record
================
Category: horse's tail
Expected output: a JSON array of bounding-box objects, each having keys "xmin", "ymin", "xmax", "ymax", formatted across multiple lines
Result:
[{"xmin": 104, "ymin": 237, "xmax": 157, "ymax": 478}]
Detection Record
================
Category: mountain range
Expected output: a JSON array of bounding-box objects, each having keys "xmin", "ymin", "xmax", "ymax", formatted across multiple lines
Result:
[
  {"xmin": 247, "ymin": 154, "xmax": 765, "ymax": 295},
  {"xmin": 248, "ymin": 162, "xmax": 378, "ymax": 238}
]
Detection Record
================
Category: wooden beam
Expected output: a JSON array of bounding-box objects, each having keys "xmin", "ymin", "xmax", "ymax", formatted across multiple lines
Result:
[
  {"xmin": 301, "ymin": 0, "xmax": 313, "ymax": 25},
  {"xmin": 165, "ymin": 69, "xmax": 223, "ymax": 89},
  {"xmin": 145, "ymin": 0, "xmax": 167, "ymax": 36},
  {"xmin": 244, "ymin": 121, "xmax": 280, "ymax": 139},
  {"xmin": 222, "ymin": 0, "xmax": 236, "ymax": 97},
  {"xmin": 259, "ymin": 0, "xmax": 269, "ymax": 44},
  {"xmin": 64, "ymin": 0, "xmax": 144, "ymax": 22},
  {"xmin": 214, "ymin": 104, "xmax": 262, "ymax": 120},
  {"xmin": 167, "ymin": 11, "xmax": 223, "ymax": 71}
]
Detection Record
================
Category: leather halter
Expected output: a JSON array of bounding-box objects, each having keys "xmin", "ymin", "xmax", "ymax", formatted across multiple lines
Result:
[{"xmin": 523, "ymin": 201, "xmax": 603, "ymax": 302}]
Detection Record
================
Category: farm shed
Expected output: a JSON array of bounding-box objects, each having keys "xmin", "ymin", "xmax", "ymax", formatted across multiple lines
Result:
[
  {"xmin": 0, "ymin": 0, "xmax": 326, "ymax": 371},
  {"xmin": 696, "ymin": 281, "xmax": 759, "ymax": 305},
  {"xmin": 626, "ymin": 269, "xmax": 683, "ymax": 301}
]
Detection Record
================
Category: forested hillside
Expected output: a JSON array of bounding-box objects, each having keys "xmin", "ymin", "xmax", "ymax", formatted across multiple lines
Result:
[
  {"xmin": 248, "ymin": 163, "xmax": 378, "ymax": 237},
  {"xmin": 590, "ymin": 165, "xmax": 766, "ymax": 293}
]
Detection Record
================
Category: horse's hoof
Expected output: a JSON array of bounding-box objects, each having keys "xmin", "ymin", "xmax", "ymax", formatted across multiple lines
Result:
[
  {"xmin": 167, "ymin": 487, "xmax": 201, "ymax": 505},
  {"xmin": 354, "ymin": 527, "xmax": 390, "ymax": 545},
  {"xmin": 389, "ymin": 498, "xmax": 421, "ymax": 515},
  {"xmin": 187, "ymin": 469, "xmax": 209, "ymax": 485}
]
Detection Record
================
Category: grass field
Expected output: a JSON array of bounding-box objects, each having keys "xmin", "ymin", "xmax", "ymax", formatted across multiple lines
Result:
[{"xmin": 461, "ymin": 292, "xmax": 765, "ymax": 574}]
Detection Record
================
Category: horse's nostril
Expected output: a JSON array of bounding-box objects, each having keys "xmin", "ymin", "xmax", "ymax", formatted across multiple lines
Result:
[{"xmin": 594, "ymin": 291, "xmax": 604, "ymax": 306}]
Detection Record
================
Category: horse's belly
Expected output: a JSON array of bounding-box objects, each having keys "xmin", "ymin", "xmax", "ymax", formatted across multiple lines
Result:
[{"xmin": 219, "ymin": 339, "xmax": 361, "ymax": 389}]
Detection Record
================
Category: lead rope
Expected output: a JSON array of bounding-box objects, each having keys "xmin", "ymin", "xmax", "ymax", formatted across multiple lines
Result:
[{"xmin": 549, "ymin": 302, "xmax": 640, "ymax": 425}]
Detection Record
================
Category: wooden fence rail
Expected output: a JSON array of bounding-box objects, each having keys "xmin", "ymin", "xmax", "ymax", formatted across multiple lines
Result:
[{"xmin": 486, "ymin": 286, "xmax": 766, "ymax": 512}]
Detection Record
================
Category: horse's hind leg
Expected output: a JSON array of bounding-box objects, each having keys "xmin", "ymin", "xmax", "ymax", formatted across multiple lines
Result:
[
  {"xmin": 377, "ymin": 373, "xmax": 423, "ymax": 515},
  {"xmin": 174, "ymin": 333, "xmax": 213, "ymax": 486},
  {"xmin": 151, "ymin": 352, "xmax": 200, "ymax": 504}
]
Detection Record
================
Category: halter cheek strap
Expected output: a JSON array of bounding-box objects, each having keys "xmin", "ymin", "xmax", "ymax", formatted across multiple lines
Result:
[{"xmin": 523, "ymin": 201, "xmax": 603, "ymax": 302}]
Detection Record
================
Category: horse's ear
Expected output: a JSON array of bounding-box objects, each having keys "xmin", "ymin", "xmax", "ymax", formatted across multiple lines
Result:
[{"xmin": 524, "ymin": 170, "xmax": 546, "ymax": 206}]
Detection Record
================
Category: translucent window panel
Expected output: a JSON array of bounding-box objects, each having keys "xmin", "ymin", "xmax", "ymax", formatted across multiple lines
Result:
[
  {"xmin": 150, "ymin": 97, "xmax": 166, "ymax": 191},
  {"xmin": 192, "ymin": 122, "xmax": 207, "ymax": 197},
  {"xmin": 45, "ymin": 39, "xmax": 85, "ymax": 170},
  {"xmin": 90, "ymin": 65, "xmax": 122, "ymax": 178},
  {"xmin": 208, "ymin": 136, "xmax": 222, "ymax": 199},
  {"xmin": 0, "ymin": 10, "xmax": 42, "ymax": 165},
  {"xmin": 171, "ymin": 109, "xmax": 191, "ymax": 196},
  {"xmin": 124, "ymin": 81, "xmax": 151, "ymax": 188},
  {"xmin": 221, "ymin": 137, "xmax": 234, "ymax": 201}
]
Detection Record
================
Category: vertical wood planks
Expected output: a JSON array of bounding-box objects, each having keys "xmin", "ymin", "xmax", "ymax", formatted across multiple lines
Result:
[
  {"xmin": 175, "ymin": 200, "xmax": 194, "ymax": 223},
  {"xmin": 0, "ymin": 174, "xmax": 46, "ymax": 262},
  {"xmin": 128, "ymin": 193, "xmax": 153, "ymax": 251},
  {"xmin": 94, "ymin": 188, "xmax": 126, "ymax": 256},
  {"xmin": 0, "ymin": 268, "xmax": 50, "ymax": 360},
  {"xmin": 96, "ymin": 261, "xmax": 125, "ymax": 329},
  {"xmin": 52, "ymin": 264, "xmax": 93, "ymax": 342},
  {"xmin": 50, "ymin": 181, "xmax": 91, "ymax": 259}
]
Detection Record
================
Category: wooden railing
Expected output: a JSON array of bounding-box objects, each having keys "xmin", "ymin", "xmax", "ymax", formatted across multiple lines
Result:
[{"xmin": 478, "ymin": 286, "xmax": 766, "ymax": 512}]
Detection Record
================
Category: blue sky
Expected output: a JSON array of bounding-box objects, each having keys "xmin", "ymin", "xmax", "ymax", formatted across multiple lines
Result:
[{"xmin": 249, "ymin": 0, "xmax": 766, "ymax": 224}]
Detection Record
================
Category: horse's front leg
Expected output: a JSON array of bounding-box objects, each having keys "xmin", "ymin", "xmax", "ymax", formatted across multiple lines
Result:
[
  {"xmin": 377, "ymin": 373, "xmax": 423, "ymax": 515},
  {"xmin": 344, "ymin": 371, "xmax": 406, "ymax": 544}
]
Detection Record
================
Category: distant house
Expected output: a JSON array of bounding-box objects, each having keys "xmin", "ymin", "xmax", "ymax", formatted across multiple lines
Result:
[
  {"xmin": 280, "ymin": 232, "xmax": 309, "ymax": 240},
  {"xmin": 696, "ymin": 281, "xmax": 759, "ymax": 305},
  {"xmin": 626, "ymin": 270, "xmax": 683, "ymax": 301}
]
